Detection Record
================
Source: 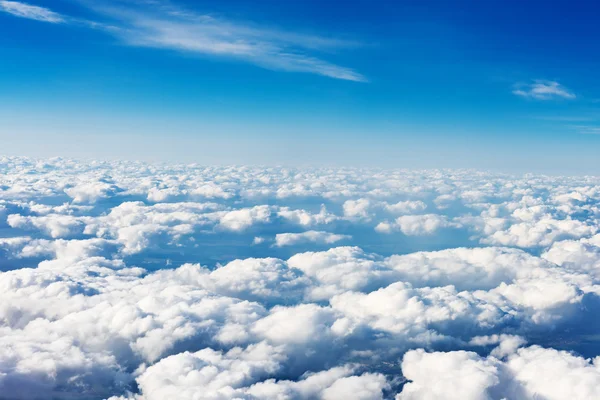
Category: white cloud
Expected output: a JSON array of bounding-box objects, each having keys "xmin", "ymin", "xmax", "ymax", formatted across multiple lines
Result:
[
  {"xmin": 343, "ymin": 198, "xmax": 372, "ymax": 219},
  {"xmin": 278, "ymin": 205, "xmax": 337, "ymax": 226},
  {"xmin": 274, "ymin": 230, "xmax": 351, "ymax": 247},
  {"xmin": 218, "ymin": 205, "xmax": 272, "ymax": 232},
  {"xmin": 0, "ymin": 1, "xmax": 63, "ymax": 23},
  {"xmin": 123, "ymin": 345, "xmax": 387, "ymax": 400},
  {"xmin": 396, "ymin": 214, "xmax": 454, "ymax": 235},
  {"xmin": 398, "ymin": 345, "xmax": 600, "ymax": 400},
  {"xmin": 0, "ymin": 0, "xmax": 365, "ymax": 82},
  {"xmin": 383, "ymin": 200, "xmax": 427, "ymax": 215},
  {"xmin": 377, "ymin": 214, "xmax": 455, "ymax": 236},
  {"xmin": 398, "ymin": 349, "xmax": 504, "ymax": 400},
  {"xmin": 385, "ymin": 247, "xmax": 551, "ymax": 291},
  {"xmin": 543, "ymin": 234, "xmax": 600, "ymax": 277},
  {"xmin": 0, "ymin": 157, "xmax": 600, "ymax": 398},
  {"xmin": 64, "ymin": 180, "xmax": 117, "ymax": 203},
  {"xmin": 469, "ymin": 334, "xmax": 527, "ymax": 358},
  {"xmin": 513, "ymin": 80, "xmax": 576, "ymax": 100},
  {"xmin": 287, "ymin": 246, "xmax": 395, "ymax": 300}
]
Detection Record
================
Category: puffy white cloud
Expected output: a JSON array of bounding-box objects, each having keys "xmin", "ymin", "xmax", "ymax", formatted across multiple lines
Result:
[
  {"xmin": 122, "ymin": 345, "xmax": 387, "ymax": 400},
  {"xmin": 398, "ymin": 345, "xmax": 600, "ymax": 400},
  {"xmin": 252, "ymin": 304, "xmax": 335, "ymax": 346},
  {"xmin": 218, "ymin": 205, "xmax": 272, "ymax": 232},
  {"xmin": 398, "ymin": 349, "xmax": 504, "ymax": 400},
  {"xmin": 274, "ymin": 230, "xmax": 351, "ymax": 247},
  {"xmin": 0, "ymin": 329, "xmax": 128, "ymax": 399},
  {"xmin": 543, "ymin": 234, "xmax": 600, "ymax": 277},
  {"xmin": 329, "ymin": 282, "xmax": 505, "ymax": 341},
  {"xmin": 383, "ymin": 200, "xmax": 427, "ymax": 215},
  {"xmin": 396, "ymin": 214, "xmax": 454, "ymax": 236},
  {"xmin": 469, "ymin": 334, "xmax": 527, "ymax": 358},
  {"xmin": 129, "ymin": 342, "xmax": 286, "ymax": 400},
  {"xmin": 199, "ymin": 258, "xmax": 309, "ymax": 305},
  {"xmin": 64, "ymin": 180, "xmax": 118, "ymax": 203},
  {"xmin": 505, "ymin": 345, "xmax": 600, "ymax": 400},
  {"xmin": 484, "ymin": 217, "xmax": 596, "ymax": 248},
  {"xmin": 384, "ymin": 247, "xmax": 549, "ymax": 291},
  {"xmin": 245, "ymin": 366, "xmax": 386, "ymax": 400},
  {"xmin": 377, "ymin": 214, "xmax": 456, "ymax": 236},
  {"xmin": 277, "ymin": 205, "xmax": 337, "ymax": 226},
  {"xmin": 0, "ymin": 157, "xmax": 599, "ymax": 399},
  {"xmin": 7, "ymin": 213, "xmax": 86, "ymax": 238},
  {"xmin": 287, "ymin": 247, "xmax": 396, "ymax": 300},
  {"xmin": 343, "ymin": 199, "xmax": 372, "ymax": 219}
]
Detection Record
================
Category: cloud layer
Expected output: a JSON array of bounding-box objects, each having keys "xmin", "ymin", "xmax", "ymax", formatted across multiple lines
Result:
[{"xmin": 1, "ymin": 156, "xmax": 600, "ymax": 399}]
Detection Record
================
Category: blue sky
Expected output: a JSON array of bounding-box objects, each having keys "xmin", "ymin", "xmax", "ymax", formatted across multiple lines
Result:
[{"xmin": 1, "ymin": 0, "xmax": 599, "ymax": 172}]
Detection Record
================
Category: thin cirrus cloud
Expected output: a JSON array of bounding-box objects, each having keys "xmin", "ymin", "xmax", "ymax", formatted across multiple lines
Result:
[
  {"xmin": 512, "ymin": 80, "xmax": 576, "ymax": 100},
  {"xmin": 0, "ymin": 0, "xmax": 64, "ymax": 23},
  {"xmin": 0, "ymin": 0, "xmax": 366, "ymax": 82},
  {"xmin": 573, "ymin": 125, "xmax": 600, "ymax": 135}
]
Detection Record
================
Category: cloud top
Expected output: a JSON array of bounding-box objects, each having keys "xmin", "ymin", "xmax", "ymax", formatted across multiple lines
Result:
[{"xmin": 0, "ymin": 156, "xmax": 599, "ymax": 399}]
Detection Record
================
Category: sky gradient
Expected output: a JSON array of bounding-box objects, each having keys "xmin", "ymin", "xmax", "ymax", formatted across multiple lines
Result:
[{"xmin": 1, "ymin": 0, "xmax": 599, "ymax": 173}]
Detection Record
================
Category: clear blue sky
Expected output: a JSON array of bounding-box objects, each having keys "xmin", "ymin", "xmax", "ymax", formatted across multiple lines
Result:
[{"xmin": 1, "ymin": 0, "xmax": 599, "ymax": 172}]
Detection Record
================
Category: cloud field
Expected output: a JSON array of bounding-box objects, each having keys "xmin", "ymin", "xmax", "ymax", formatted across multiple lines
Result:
[{"xmin": 1, "ymin": 156, "xmax": 600, "ymax": 399}]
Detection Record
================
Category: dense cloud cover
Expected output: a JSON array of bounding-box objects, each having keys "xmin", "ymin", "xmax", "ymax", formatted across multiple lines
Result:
[{"xmin": 1, "ymin": 156, "xmax": 600, "ymax": 399}]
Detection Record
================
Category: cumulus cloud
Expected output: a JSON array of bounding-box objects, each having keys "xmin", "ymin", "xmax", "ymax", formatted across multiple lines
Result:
[
  {"xmin": 376, "ymin": 214, "xmax": 456, "ymax": 235},
  {"xmin": 399, "ymin": 345, "xmax": 600, "ymax": 400},
  {"xmin": 0, "ymin": 156, "xmax": 599, "ymax": 399},
  {"xmin": 278, "ymin": 205, "xmax": 337, "ymax": 226},
  {"xmin": 343, "ymin": 198, "xmax": 372, "ymax": 219},
  {"xmin": 218, "ymin": 205, "xmax": 272, "ymax": 232},
  {"xmin": 119, "ymin": 344, "xmax": 387, "ymax": 400},
  {"xmin": 543, "ymin": 234, "xmax": 600, "ymax": 277},
  {"xmin": 274, "ymin": 230, "xmax": 351, "ymax": 247},
  {"xmin": 383, "ymin": 200, "xmax": 427, "ymax": 215}
]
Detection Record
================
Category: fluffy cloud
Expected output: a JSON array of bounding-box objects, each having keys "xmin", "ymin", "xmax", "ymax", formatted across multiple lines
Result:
[
  {"xmin": 543, "ymin": 234, "xmax": 600, "ymax": 277},
  {"xmin": 398, "ymin": 349, "xmax": 505, "ymax": 400},
  {"xmin": 0, "ymin": 157, "xmax": 599, "ymax": 399},
  {"xmin": 343, "ymin": 199, "xmax": 372, "ymax": 220},
  {"xmin": 376, "ymin": 214, "xmax": 455, "ymax": 235},
  {"xmin": 399, "ymin": 345, "xmax": 600, "ymax": 400},
  {"xmin": 119, "ymin": 345, "xmax": 387, "ymax": 400},
  {"xmin": 383, "ymin": 200, "xmax": 427, "ymax": 215},
  {"xmin": 274, "ymin": 230, "xmax": 351, "ymax": 247},
  {"xmin": 218, "ymin": 205, "xmax": 272, "ymax": 232}
]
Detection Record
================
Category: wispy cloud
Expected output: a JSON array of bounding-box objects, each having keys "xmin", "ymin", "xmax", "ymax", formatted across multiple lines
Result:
[
  {"xmin": 573, "ymin": 125, "xmax": 600, "ymax": 135},
  {"xmin": 513, "ymin": 80, "xmax": 576, "ymax": 100},
  {"xmin": 0, "ymin": 0, "xmax": 63, "ymax": 23},
  {"xmin": 0, "ymin": 0, "xmax": 366, "ymax": 82},
  {"xmin": 534, "ymin": 115, "xmax": 595, "ymax": 122},
  {"xmin": 117, "ymin": 14, "xmax": 366, "ymax": 81}
]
